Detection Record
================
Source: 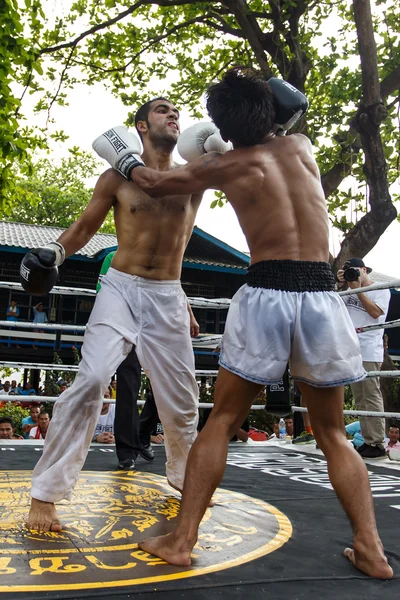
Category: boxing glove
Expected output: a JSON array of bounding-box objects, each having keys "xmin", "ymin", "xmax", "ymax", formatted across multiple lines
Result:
[
  {"xmin": 20, "ymin": 242, "xmax": 65, "ymax": 296},
  {"xmin": 92, "ymin": 126, "xmax": 144, "ymax": 180},
  {"xmin": 177, "ymin": 122, "xmax": 232, "ymax": 162},
  {"xmin": 268, "ymin": 78, "xmax": 308, "ymax": 135}
]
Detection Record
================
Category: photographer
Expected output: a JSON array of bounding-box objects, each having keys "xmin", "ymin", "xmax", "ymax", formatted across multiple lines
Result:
[{"xmin": 338, "ymin": 258, "xmax": 390, "ymax": 459}]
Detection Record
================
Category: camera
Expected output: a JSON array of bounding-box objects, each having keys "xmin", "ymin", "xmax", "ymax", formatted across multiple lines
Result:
[{"xmin": 343, "ymin": 267, "xmax": 360, "ymax": 282}]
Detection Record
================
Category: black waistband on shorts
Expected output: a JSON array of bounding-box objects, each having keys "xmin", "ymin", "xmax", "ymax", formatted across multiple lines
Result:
[{"xmin": 245, "ymin": 260, "xmax": 336, "ymax": 292}]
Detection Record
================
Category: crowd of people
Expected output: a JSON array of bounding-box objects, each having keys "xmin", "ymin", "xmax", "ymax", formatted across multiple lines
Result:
[{"xmin": 5, "ymin": 299, "xmax": 48, "ymax": 324}]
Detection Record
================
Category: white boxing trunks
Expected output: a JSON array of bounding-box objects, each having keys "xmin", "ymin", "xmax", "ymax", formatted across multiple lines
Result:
[{"xmin": 219, "ymin": 260, "xmax": 366, "ymax": 388}]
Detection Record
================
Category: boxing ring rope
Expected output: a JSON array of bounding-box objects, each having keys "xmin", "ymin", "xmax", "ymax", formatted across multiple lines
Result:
[
  {"xmin": 0, "ymin": 361, "xmax": 219, "ymax": 377},
  {"xmin": 2, "ymin": 277, "xmax": 400, "ymax": 305},
  {"xmin": 338, "ymin": 279, "xmax": 400, "ymax": 296},
  {"xmin": 292, "ymin": 406, "xmax": 400, "ymax": 420},
  {"xmin": 0, "ymin": 394, "xmax": 265, "ymax": 410},
  {"xmin": 0, "ymin": 282, "xmax": 232, "ymax": 309}
]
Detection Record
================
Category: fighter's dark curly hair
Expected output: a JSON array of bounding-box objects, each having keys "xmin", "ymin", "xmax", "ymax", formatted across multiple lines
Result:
[{"xmin": 206, "ymin": 67, "xmax": 275, "ymax": 146}]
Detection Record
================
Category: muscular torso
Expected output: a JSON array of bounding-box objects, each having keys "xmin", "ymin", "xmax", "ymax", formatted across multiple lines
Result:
[
  {"xmin": 218, "ymin": 134, "xmax": 329, "ymax": 264},
  {"xmin": 108, "ymin": 170, "xmax": 201, "ymax": 280}
]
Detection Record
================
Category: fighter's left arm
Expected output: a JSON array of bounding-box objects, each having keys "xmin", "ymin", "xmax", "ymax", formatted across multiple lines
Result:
[{"xmin": 129, "ymin": 152, "xmax": 230, "ymax": 197}]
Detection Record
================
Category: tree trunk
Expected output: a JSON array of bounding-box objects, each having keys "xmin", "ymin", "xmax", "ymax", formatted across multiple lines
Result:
[{"xmin": 332, "ymin": 0, "xmax": 397, "ymax": 272}]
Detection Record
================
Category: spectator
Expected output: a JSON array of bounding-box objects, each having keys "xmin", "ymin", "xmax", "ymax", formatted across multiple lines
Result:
[
  {"xmin": 19, "ymin": 382, "xmax": 37, "ymax": 396},
  {"xmin": 345, "ymin": 420, "xmax": 365, "ymax": 449},
  {"xmin": 10, "ymin": 380, "xmax": 17, "ymax": 393},
  {"xmin": 32, "ymin": 302, "xmax": 48, "ymax": 325},
  {"xmin": 110, "ymin": 380, "xmax": 117, "ymax": 399},
  {"xmin": 16, "ymin": 382, "xmax": 23, "ymax": 395},
  {"xmin": 22, "ymin": 406, "xmax": 41, "ymax": 439},
  {"xmin": 6, "ymin": 300, "xmax": 19, "ymax": 321},
  {"xmin": 0, "ymin": 417, "xmax": 23, "ymax": 440},
  {"xmin": 0, "ymin": 380, "xmax": 2, "ymax": 390},
  {"xmin": 385, "ymin": 426, "xmax": 400, "ymax": 453},
  {"xmin": 269, "ymin": 422, "xmax": 281, "ymax": 439},
  {"xmin": 29, "ymin": 412, "xmax": 50, "ymax": 440},
  {"xmin": 57, "ymin": 381, "xmax": 67, "ymax": 395},
  {"xmin": 2, "ymin": 381, "xmax": 11, "ymax": 394},
  {"xmin": 92, "ymin": 389, "xmax": 115, "ymax": 444},
  {"xmin": 285, "ymin": 417, "xmax": 294, "ymax": 437},
  {"xmin": 338, "ymin": 258, "xmax": 391, "ymax": 459}
]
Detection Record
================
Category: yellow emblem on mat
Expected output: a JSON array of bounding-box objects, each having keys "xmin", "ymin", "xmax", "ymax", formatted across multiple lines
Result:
[{"xmin": 0, "ymin": 471, "xmax": 292, "ymax": 592}]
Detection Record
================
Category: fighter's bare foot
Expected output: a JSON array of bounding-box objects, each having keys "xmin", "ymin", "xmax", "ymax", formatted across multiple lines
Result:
[
  {"xmin": 344, "ymin": 546, "xmax": 393, "ymax": 579},
  {"xmin": 167, "ymin": 479, "xmax": 214, "ymax": 507},
  {"xmin": 26, "ymin": 498, "xmax": 62, "ymax": 532},
  {"xmin": 139, "ymin": 533, "xmax": 193, "ymax": 566}
]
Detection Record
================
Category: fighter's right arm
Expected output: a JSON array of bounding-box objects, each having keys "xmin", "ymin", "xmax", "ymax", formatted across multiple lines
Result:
[
  {"xmin": 57, "ymin": 170, "xmax": 117, "ymax": 256},
  {"xmin": 20, "ymin": 171, "xmax": 117, "ymax": 296}
]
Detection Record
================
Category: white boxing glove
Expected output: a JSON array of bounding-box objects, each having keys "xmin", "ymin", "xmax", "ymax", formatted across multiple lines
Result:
[
  {"xmin": 92, "ymin": 126, "xmax": 144, "ymax": 180},
  {"xmin": 177, "ymin": 122, "xmax": 232, "ymax": 162}
]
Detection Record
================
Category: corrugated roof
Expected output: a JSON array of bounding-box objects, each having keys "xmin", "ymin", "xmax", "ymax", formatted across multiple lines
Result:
[
  {"xmin": 0, "ymin": 221, "xmax": 247, "ymax": 270},
  {"xmin": 0, "ymin": 221, "xmax": 116, "ymax": 258},
  {"xmin": 183, "ymin": 257, "xmax": 245, "ymax": 270}
]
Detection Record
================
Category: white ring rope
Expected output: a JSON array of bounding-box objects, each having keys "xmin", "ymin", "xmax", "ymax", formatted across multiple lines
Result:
[
  {"xmin": 293, "ymin": 405, "xmax": 400, "ymax": 419},
  {"xmin": 0, "ymin": 282, "xmax": 231, "ymax": 309},
  {"xmin": 1, "ymin": 278, "xmax": 398, "ymax": 317},
  {"xmin": 0, "ymin": 394, "xmax": 265, "ymax": 410},
  {"xmin": 2, "ymin": 315, "xmax": 400, "ymax": 337},
  {"xmin": 0, "ymin": 362, "xmax": 219, "ymax": 376},
  {"xmin": 338, "ymin": 279, "xmax": 400, "ymax": 296},
  {"xmin": 0, "ymin": 360, "xmax": 397, "ymax": 380}
]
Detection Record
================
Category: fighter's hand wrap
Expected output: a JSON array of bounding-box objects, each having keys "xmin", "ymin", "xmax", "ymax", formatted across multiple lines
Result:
[
  {"xmin": 177, "ymin": 122, "xmax": 232, "ymax": 162},
  {"xmin": 92, "ymin": 126, "xmax": 144, "ymax": 180},
  {"xmin": 268, "ymin": 78, "xmax": 308, "ymax": 135},
  {"xmin": 20, "ymin": 242, "xmax": 65, "ymax": 296}
]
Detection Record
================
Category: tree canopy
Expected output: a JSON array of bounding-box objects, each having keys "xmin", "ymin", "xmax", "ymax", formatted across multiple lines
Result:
[
  {"xmin": 1, "ymin": 0, "xmax": 399, "ymax": 266},
  {"xmin": 8, "ymin": 150, "xmax": 115, "ymax": 232}
]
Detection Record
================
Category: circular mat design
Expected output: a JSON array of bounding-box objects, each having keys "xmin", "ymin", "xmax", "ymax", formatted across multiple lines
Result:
[{"xmin": 0, "ymin": 470, "xmax": 292, "ymax": 591}]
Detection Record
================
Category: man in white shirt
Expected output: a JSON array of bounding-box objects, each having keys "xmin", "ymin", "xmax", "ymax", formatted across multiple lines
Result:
[
  {"xmin": 92, "ymin": 389, "xmax": 116, "ymax": 444},
  {"xmin": 338, "ymin": 258, "xmax": 391, "ymax": 459}
]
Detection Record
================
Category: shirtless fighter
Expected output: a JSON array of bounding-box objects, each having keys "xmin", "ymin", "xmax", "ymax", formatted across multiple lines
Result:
[
  {"xmin": 95, "ymin": 68, "xmax": 392, "ymax": 579},
  {"xmin": 20, "ymin": 97, "xmax": 229, "ymax": 532}
]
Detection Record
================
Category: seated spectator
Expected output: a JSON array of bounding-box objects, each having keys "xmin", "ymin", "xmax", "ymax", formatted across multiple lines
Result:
[
  {"xmin": 6, "ymin": 300, "xmax": 19, "ymax": 321},
  {"xmin": 19, "ymin": 382, "xmax": 37, "ymax": 396},
  {"xmin": 385, "ymin": 426, "xmax": 400, "ymax": 452},
  {"xmin": 151, "ymin": 421, "xmax": 164, "ymax": 444},
  {"xmin": 0, "ymin": 417, "xmax": 23, "ymax": 440},
  {"xmin": 345, "ymin": 420, "xmax": 365, "ymax": 449},
  {"xmin": 22, "ymin": 406, "xmax": 42, "ymax": 439},
  {"xmin": 110, "ymin": 380, "xmax": 117, "ymax": 399},
  {"xmin": 92, "ymin": 388, "xmax": 115, "ymax": 444},
  {"xmin": 10, "ymin": 380, "xmax": 17, "ymax": 393},
  {"xmin": 29, "ymin": 412, "xmax": 50, "ymax": 440},
  {"xmin": 57, "ymin": 381, "xmax": 68, "ymax": 395},
  {"xmin": 268, "ymin": 422, "xmax": 281, "ymax": 440},
  {"xmin": 285, "ymin": 417, "xmax": 294, "ymax": 438},
  {"xmin": 32, "ymin": 302, "xmax": 48, "ymax": 325},
  {"xmin": 1, "ymin": 381, "xmax": 11, "ymax": 394}
]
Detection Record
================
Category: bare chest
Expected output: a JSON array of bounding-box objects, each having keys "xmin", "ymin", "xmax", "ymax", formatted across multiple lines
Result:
[{"xmin": 120, "ymin": 187, "xmax": 191, "ymax": 216}]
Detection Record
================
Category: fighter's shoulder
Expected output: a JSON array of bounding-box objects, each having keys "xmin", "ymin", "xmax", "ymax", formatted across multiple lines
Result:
[
  {"xmin": 287, "ymin": 133, "xmax": 312, "ymax": 148},
  {"xmin": 96, "ymin": 168, "xmax": 125, "ymax": 191}
]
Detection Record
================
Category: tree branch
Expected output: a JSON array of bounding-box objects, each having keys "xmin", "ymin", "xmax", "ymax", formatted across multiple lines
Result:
[
  {"xmin": 321, "ymin": 64, "xmax": 400, "ymax": 198},
  {"xmin": 39, "ymin": 0, "xmax": 214, "ymax": 55},
  {"xmin": 223, "ymin": 0, "xmax": 273, "ymax": 78}
]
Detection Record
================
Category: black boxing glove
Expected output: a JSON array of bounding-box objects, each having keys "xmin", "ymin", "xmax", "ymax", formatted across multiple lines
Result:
[
  {"xmin": 268, "ymin": 78, "xmax": 309, "ymax": 136},
  {"xmin": 20, "ymin": 242, "xmax": 65, "ymax": 295}
]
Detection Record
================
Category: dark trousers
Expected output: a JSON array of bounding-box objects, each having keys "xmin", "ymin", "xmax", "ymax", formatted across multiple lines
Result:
[{"xmin": 114, "ymin": 347, "xmax": 158, "ymax": 462}]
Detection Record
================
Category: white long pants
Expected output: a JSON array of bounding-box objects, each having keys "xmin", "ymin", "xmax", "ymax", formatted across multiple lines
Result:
[{"xmin": 31, "ymin": 268, "xmax": 199, "ymax": 502}]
